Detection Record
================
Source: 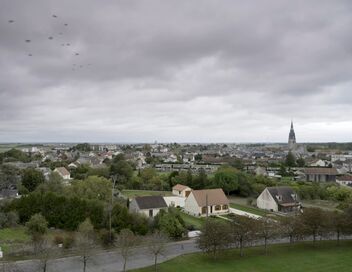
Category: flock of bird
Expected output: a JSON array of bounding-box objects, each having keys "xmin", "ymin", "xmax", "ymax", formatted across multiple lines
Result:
[{"xmin": 7, "ymin": 15, "xmax": 91, "ymax": 71}]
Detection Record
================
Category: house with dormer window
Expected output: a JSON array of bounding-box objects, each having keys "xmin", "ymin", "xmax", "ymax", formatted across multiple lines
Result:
[{"xmin": 256, "ymin": 186, "xmax": 300, "ymax": 213}]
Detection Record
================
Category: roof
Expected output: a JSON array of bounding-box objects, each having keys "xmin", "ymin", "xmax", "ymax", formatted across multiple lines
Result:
[
  {"xmin": 191, "ymin": 189, "xmax": 229, "ymax": 207},
  {"xmin": 134, "ymin": 196, "xmax": 167, "ymax": 210},
  {"xmin": 55, "ymin": 167, "xmax": 70, "ymax": 176},
  {"xmin": 337, "ymin": 175, "xmax": 352, "ymax": 181},
  {"xmin": 172, "ymin": 184, "xmax": 190, "ymax": 192},
  {"xmin": 304, "ymin": 167, "xmax": 338, "ymax": 175},
  {"xmin": 266, "ymin": 186, "xmax": 299, "ymax": 205}
]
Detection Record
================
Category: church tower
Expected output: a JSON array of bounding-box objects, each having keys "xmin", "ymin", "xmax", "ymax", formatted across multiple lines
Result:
[{"xmin": 288, "ymin": 121, "xmax": 296, "ymax": 150}]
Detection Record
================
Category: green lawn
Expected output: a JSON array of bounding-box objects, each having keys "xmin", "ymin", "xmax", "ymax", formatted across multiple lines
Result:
[
  {"xmin": 229, "ymin": 203, "xmax": 269, "ymax": 217},
  {"xmin": 132, "ymin": 241, "xmax": 352, "ymax": 272},
  {"xmin": 179, "ymin": 212, "xmax": 205, "ymax": 230},
  {"xmin": 122, "ymin": 190, "xmax": 172, "ymax": 198},
  {"xmin": 0, "ymin": 228, "xmax": 30, "ymax": 243}
]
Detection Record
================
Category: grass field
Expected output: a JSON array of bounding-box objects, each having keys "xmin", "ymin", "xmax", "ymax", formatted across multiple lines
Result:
[
  {"xmin": 122, "ymin": 190, "xmax": 172, "ymax": 198},
  {"xmin": 179, "ymin": 212, "xmax": 205, "ymax": 230},
  {"xmin": 0, "ymin": 228, "xmax": 30, "ymax": 243},
  {"xmin": 132, "ymin": 241, "xmax": 352, "ymax": 272},
  {"xmin": 229, "ymin": 203, "xmax": 269, "ymax": 217},
  {"xmin": 301, "ymin": 199, "xmax": 340, "ymax": 211}
]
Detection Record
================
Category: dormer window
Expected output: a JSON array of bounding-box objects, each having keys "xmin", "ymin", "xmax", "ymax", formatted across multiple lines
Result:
[
  {"xmin": 291, "ymin": 194, "xmax": 296, "ymax": 200},
  {"xmin": 276, "ymin": 195, "xmax": 282, "ymax": 201}
]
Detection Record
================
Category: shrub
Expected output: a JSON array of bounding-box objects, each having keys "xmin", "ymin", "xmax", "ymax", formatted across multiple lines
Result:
[
  {"xmin": 63, "ymin": 234, "xmax": 75, "ymax": 249},
  {"xmin": 99, "ymin": 228, "xmax": 115, "ymax": 247},
  {"xmin": 53, "ymin": 235, "xmax": 64, "ymax": 245}
]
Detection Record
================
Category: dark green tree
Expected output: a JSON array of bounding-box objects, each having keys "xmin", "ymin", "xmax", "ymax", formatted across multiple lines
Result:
[{"xmin": 22, "ymin": 168, "xmax": 45, "ymax": 192}]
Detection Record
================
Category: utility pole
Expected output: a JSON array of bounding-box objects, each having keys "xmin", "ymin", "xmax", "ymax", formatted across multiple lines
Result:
[
  {"xmin": 109, "ymin": 175, "xmax": 117, "ymax": 242},
  {"xmin": 206, "ymin": 193, "xmax": 209, "ymax": 218}
]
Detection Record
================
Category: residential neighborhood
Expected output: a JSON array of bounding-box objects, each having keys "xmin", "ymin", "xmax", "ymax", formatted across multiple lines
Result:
[{"xmin": 2, "ymin": 0, "xmax": 352, "ymax": 271}]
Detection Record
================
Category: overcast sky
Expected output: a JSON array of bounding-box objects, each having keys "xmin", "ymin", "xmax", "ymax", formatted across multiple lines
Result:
[{"xmin": 1, "ymin": 0, "xmax": 352, "ymax": 143}]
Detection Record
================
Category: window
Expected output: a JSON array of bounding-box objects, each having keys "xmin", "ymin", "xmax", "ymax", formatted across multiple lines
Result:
[
  {"xmin": 215, "ymin": 205, "xmax": 221, "ymax": 211},
  {"xmin": 222, "ymin": 205, "xmax": 228, "ymax": 210},
  {"xmin": 201, "ymin": 206, "xmax": 207, "ymax": 214},
  {"xmin": 149, "ymin": 209, "xmax": 153, "ymax": 217}
]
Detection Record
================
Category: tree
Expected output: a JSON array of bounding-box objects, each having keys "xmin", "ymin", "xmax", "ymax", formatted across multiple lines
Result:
[
  {"xmin": 300, "ymin": 208, "xmax": 325, "ymax": 243},
  {"xmin": 147, "ymin": 231, "xmax": 169, "ymax": 272},
  {"xmin": 325, "ymin": 211, "xmax": 348, "ymax": 245},
  {"xmin": 77, "ymin": 218, "xmax": 95, "ymax": 272},
  {"xmin": 194, "ymin": 154, "xmax": 202, "ymax": 162},
  {"xmin": 279, "ymin": 215, "xmax": 304, "ymax": 244},
  {"xmin": 25, "ymin": 213, "xmax": 48, "ymax": 255},
  {"xmin": 257, "ymin": 218, "xmax": 278, "ymax": 254},
  {"xmin": 213, "ymin": 166, "xmax": 239, "ymax": 195},
  {"xmin": 116, "ymin": 229, "xmax": 139, "ymax": 272},
  {"xmin": 296, "ymin": 157, "xmax": 306, "ymax": 167},
  {"xmin": 197, "ymin": 219, "xmax": 232, "ymax": 258},
  {"xmin": 285, "ymin": 151, "xmax": 296, "ymax": 167},
  {"xmin": 230, "ymin": 215, "xmax": 255, "ymax": 257},
  {"xmin": 154, "ymin": 209, "xmax": 186, "ymax": 239},
  {"xmin": 110, "ymin": 155, "xmax": 133, "ymax": 184},
  {"xmin": 69, "ymin": 176, "xmax": 112, "ymax": 202},
  {"xmin": 21, "ymin": 169, "xmax": 45, "ymax": 192}
]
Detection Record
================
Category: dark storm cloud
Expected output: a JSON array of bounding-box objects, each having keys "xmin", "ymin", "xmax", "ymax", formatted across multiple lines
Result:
[{"xmin": 1, "ymin": 0, "xmax": 352, "ymax": 142}]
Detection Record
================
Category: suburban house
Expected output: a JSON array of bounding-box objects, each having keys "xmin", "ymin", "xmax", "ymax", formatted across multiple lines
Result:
[
  {"xmin": 184, "ymin": 188, "xmax": 229, "ymax": 217},
  {"xmin": 54, "ymin": 167, "xmax": 71, "ymax": 180},
  {"xmin": 304, "ymin": 167, "xmax": 338, "ymax": 182},
  {"xmin": 257, "ymin": 186, "xmax": 300, "ymax": 213},
  {"xmin": 129, "ymin": 195, "xmax": 168, "ymax": 218},
  {"xmin": 172, "ymin": 184, "xmax": 192, "ymax": 197},
  {"xmin": 336, "ymin": 175, "xmax": 352, "ymax": 187}
]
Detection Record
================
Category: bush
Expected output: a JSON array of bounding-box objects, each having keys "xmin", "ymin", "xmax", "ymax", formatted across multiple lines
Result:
[
  {"xmin": 99, "ymin": 228, "xmax": 115, "ymax": 247},
  {"xmin": 53, "ymin": 235, "xmax": 64, "ymax": 245},
  {"xmin": 63, "ymin": 234, "xmax": 75, "ymax": 249}
]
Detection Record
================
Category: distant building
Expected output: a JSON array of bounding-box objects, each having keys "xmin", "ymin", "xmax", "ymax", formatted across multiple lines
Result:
[
  {"xmin": 54, "ymin": 167, "xmax": 71, "ymax": 180},
  {"xmin": 257, "ymin": 186, "xmax": 300, "ymax": 213},
  {"xmin": 288, "ymin": 121, "xmax": 296, "ymax": 150},
  {"xmin": 336, "ymin": 175, "xmax": 352, "ymax": 187},
  {"xmin": 129, "ymin": 196, "xmax": 168, "ymax": 218},
  {"xmin": 304, "ymin": 167, "xmax": 338, "ymax": 182}
]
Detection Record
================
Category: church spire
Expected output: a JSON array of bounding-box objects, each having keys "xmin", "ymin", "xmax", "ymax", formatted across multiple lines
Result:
[{"xmin": 288, "ymin": 121, "xmax": 296, "ymax": 150}]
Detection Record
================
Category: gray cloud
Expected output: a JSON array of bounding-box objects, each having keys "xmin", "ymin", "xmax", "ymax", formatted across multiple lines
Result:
[{"xmin": 1, "ymin": 0, "xmax": 352, "ymax": 142}]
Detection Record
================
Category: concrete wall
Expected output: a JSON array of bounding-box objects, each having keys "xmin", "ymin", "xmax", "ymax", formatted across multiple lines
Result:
[{"xmin": 164, "ymin": 196, "xmax": 185, "ymax": 208}]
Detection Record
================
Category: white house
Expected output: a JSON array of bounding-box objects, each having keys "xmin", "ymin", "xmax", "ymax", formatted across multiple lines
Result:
[
  {"xmin": 172, "ymin": 184, "xmax": 192, "ymax": 198},
  {"xmin": 184, "ymin": 188, "xmax": 229, "ymax": 217},
  {"xmin": 257, "ymin": 186, "xmax": 300, "ymax": 213},
  {"xmin": 336, "ymin": 175, "xmax": 352, "ymax": 187},
  {"xmin": 129, "ymin": 196, "xmax": 168, "ymax": 218},
  {"xmin": 54, "ymin": 167, "xmax": 71, "ymax": 180}
]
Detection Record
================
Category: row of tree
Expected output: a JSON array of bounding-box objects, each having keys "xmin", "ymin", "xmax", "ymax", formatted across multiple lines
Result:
[
  {"xmin": 20, "ymin": 213, "xmax": 169, "ymax": 272},
  {"xmin": 198, "ymin": 207, "xmax": 352, "ymax": 257}
]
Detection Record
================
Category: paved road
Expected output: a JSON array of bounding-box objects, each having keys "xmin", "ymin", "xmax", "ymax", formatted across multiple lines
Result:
[
  {"xmin": 10, "ymin": 239, "xmax": 200, "ymax": 272},
  {"xmin": 6, "ymin": 235, "xmax": 352, "ymax": 272}
]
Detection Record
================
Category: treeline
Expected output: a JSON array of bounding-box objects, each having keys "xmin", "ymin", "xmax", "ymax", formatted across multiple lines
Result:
[{"xmin": 198, "ymin": 207, "xmax": 352, "ymax": 257}]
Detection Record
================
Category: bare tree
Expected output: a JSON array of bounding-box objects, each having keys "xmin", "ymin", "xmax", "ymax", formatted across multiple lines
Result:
[
  {"xmin": 115, "ymin": 229, "xmax": 139, "ymax": 272},
  {"xmin": 257, "ymin": 218, "xmax": 278, "ymax": 254},
  {"xmin": 230, "ymin": 215, "xmax": 255, "ymax": 257},
  {"xmin": 76, "ymin": 218, "xmax": 95, "ymax": 272},
  {"xmin": 147, "ymin": 231, "xmax": 169, "ymax": 272},
  {"xmin": 197, "ymin": 219, "xmax": 232, "ymax": 258}
]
